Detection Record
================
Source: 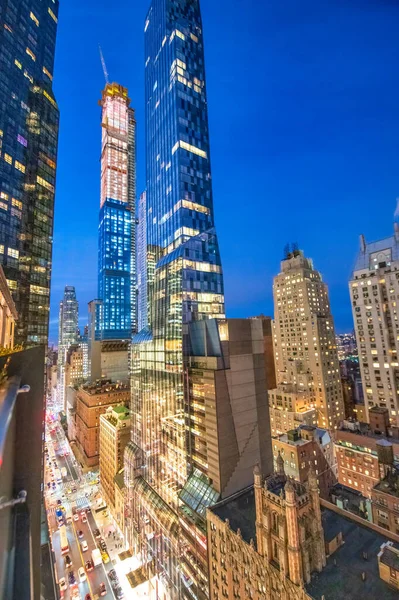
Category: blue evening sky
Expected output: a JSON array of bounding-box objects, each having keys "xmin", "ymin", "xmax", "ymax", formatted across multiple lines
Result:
[{"xmin": 49, "ymin": 0, "xmax": 399, "ymax": 344}]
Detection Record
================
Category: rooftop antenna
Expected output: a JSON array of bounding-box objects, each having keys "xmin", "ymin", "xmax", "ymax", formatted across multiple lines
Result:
[{"xmin": 99, "ymin": 45, "xmax": 109, "ymax": 85}]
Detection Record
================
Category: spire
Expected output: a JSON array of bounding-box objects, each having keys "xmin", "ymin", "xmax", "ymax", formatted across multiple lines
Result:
[{"xmin": 276, "ymin": 451, "xmax": 285, "ymax": 476}]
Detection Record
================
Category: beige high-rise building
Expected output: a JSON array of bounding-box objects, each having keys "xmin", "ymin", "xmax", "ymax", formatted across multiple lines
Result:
[
  {"xmin": 350, "ymin": 225, "xmax": 399, "ymax": 425},
  {"xmin": 269, "ymin": 247, "xmax": 343, "ymax": 433},
  {"xmin": 99, "ymin": 405, "xmax": 130, "ymax": 512}
]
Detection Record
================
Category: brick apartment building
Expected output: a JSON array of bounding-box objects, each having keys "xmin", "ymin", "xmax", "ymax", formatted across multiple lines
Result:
[{"xmin": 75, "ymin": 380, "xmax": 129, "ymax": 467}]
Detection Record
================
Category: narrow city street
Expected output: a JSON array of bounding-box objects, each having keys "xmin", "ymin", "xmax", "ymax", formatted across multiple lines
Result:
[{"xmin": 44, "ymin": 417, "xmax": 119, "ymax": 600}]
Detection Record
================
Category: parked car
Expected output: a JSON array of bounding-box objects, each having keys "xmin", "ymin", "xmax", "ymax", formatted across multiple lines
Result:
[
  {"xmin": 99, "ymin": 583, "xmax": 106, "ymax": 597},
  {"xmin": 78, "ymin": 530, "xmax": 84, "ymax": 538},
  {"xmin": 68, "ymin": 570, "xmax": 76, "ymax": 585},
  {"xmin": 78, "ymin": 567, "xmax": 86, "ymax": 582},
  {"xmin": 114, "ymin": 587, "xmax": 124, "ymax": 599},
  {"xmin": 65, "ymin": 555, "xmax": 72, "ymax": 568},
  {"xmin": 81, "ymin": 540, "xmax": 88, "ymax": 552},
  {"xmin": 81, "ymin": 512, "xmax": 87, "ymax": 523},
  {"xmin": 85, "ymin": 560, "xmax": 94, "ymax": 572},
  {"xmin": 59, "ymin": 577, "xmax": 67, "ymax": 592},
  {"xmin": 73, "ymin": 513, "xmax": 79, "ymax": 521},
  {"xmin": 94, "ymin": 528, "xmax": 101, "ymax": 539},
  {"xmin": 108, "ymin": 569, "xmax": 118, "ymax": 581},
  {"xmin": 101, "ymin": 551, "xmax": 109, "ymax": 564}
]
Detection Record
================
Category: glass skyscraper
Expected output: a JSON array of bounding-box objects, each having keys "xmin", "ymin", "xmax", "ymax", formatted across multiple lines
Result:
[
  {"xmin": 0, "ymin": 0, "xmax": 59, "ymax": 345},
  {"xmin": 97, "ymin": 83, "xmax": 136, "ymax": 340},
  {"xmin": 126, "ymin": 1, "xmax": 224, "ymax": 598},
  {"xmin": 57, "ymin": 285, "xmax": 78, "ymax": 408}
]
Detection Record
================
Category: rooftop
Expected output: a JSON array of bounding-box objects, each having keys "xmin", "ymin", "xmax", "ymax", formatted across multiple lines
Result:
[
  {"xmin": 379, "ymin": 544, "xmax": 399, "ymax": 571},
  {"xmin": 373, "ymin": 471, "xmax": 399, "ymax": 498},
  {"xmin": 80, "ymin": 379, "xmax": 129, "ymax": 395},
  {"xmin": 211, "ymin": 486, "xmax": 257, "ymax": 547},
  {"xmin": 306, "ymin": 508, "xmax": 399, "ymax": 600}
]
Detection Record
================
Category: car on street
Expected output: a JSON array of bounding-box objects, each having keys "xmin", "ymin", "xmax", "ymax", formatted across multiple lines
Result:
[
  {"xmin": 99, "ymin": 540, "xmax": 107, "ymax": 551},
  {"xmin": 70, "ymin": 586, "xmax": 81, "ymax": 600},
  {"xmin": 65, "ymin": 555, "xmax": 72, "ymax": 568},
  {"xmin": 101, "ymin": 551, "xmax": 109, "ymax": 564},
  {"xmin": 109, "ymin": 569, "xmax": 118, "ymax": 581},
  {"xmin": 85, "ymin": 594, "xmax": 91, "ymax": 600},
  {"xmin": 81, "ymin": 512, "xmax": 87, "ymax": 523},
  {"xmin": 99, "ymin": 583, "xmax": 106, "ymax": 597},
  {"xmin": 68, "ymin": 570, "xmax": 76, "ymax": 585},
  {"xmin": 78, "ymin": 530, "xmax": 84, "ymax": 538},
  {"xmin": 57, "ymin": 499, "xmax": 62, "ymax": 505},
  {"xmin": 58, "ymin": 577, "xmax": 67, "ymax": 592},
  {"xmin": 81, "ymin": 540, "xmax": 88, "ymax": 552},
  {"xmin": 73, "ymin": 513, "xmax": 79, "ymax": 521},
  {"xmin": 114, "ymin": 587, "xmax": 124, "ymax": 599},
  {"xmin": 94, "ymin": 528, "xmax": 101, "ymax": 539},
  {"xmin": 78, "ymin": 567, "xmax": 86, "ymax": 582},
  {"xmin": 85, "ymin": 560, "xmax": 93, "ymax": 572}
]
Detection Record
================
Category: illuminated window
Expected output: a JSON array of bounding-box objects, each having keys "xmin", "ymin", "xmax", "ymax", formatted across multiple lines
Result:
[
  {"xmin": 43, "ymin": 90, "xmax": 57, "ymax": 107},
  {"xmin": 14, "ymin": 59, "xmax": 22, "ymax": 69},
  {"xmin": 15, "ymin": 161, "xmax": 25, "ymax": 173},
  {"xmin": 30, "ymin": 12, "xmax": 39, "ymax": 26},
  {"xmin": 190, "ymin": 33, "xmax": 198, "ymax": 43},
  {"xmin": 36, "ymin": 176, "xmax": 54, "ymax": 193},
  {"xmin": 7, "ymin": 248, "xmax": 19, "ymax": 259},
  {"xmin": 30, "ymin": 285, "xmax": 49, "ymax": 296},
  {"xmin": 43, "ymin": 67, "xmax": 53, "ymax": 81},
  {"xmin": 24, "ymin": 70, "xmax": 33, "ymax": 83},
  {"xmin": 179, "ymin": 141, "xmax": 207, "ymax": 159},
  {"xmin": 0, "ymin": 192, "xmax": 8, "ymax": 201},
  {"xmin": 17, "ymin": 134, "xmax": 27, "ymax": 147},
  {"xmin": 6, "ymin": 280, "xmax": 17, "ymax": 290},
  {"xmin": 176, "ymin": 29, "xmax": 185, "ymax": 40},
  {"xmin": 26, "ymin": 47, "xmax": 36, "ymax": 61},
  {"xmin": 0, "ymin": 202, "xmax": 7, "ymax": 211},
  {"xmin": 12, "ymin": 198, "xmax": 22, "ymax": 210},
  {"xmin": 0, "ymin": 246, "xmax": 4, "ymax": 254},
  {"xmin": 48, "ymin": 8, "xmax": 58, "ymax": 23},
  {"xmin": 4, "ymin": 24, "xmax": 12, "ymax": 33},
  {"xmin": 4, "ymin": 154, "xmax": 12, "ymax": 165}
]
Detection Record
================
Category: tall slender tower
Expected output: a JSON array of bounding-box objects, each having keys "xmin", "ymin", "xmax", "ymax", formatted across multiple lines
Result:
[
  {"xmin": 350, "ymin": 225, "xmax": 399, "ymax": 425},
  {"xmin": 97, "ymin": 83, "xmax": 136, "ymax": 340},
  {"xmin": 0, "ymin": 0, "xmax": 60, "ymax": 345},
  {"xmin": 137, "ymin": 191, "xmax": 148, "ymax": 331},
  {"xmin": 269, "ymin": 247, "xmax": 344, "ymax": 433},
  {"xmin": 57, "ymin": 286, "xmax": 78, "ymax": 408},
  {"xmin": 126, "ymin": 1, "xmax": 224, "ymax": 598}
]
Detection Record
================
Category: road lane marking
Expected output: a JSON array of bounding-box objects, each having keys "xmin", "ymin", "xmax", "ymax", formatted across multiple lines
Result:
[
  {"xmin": 72, "ymin": 518, "xmax": 94, "ymax": 599},
  {"xmin": 86, "ymin": 514, "xmax": 117, "ymax": 599}
]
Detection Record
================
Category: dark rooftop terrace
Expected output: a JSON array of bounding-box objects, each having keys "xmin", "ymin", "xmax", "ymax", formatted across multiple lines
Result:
[
  {"xmin": 211, "ymin": 486, "xmax": 257, "ymax": 547},
  {"xmin": 307, "ymin": 509, "xmax": 399, "ymax": 600}
]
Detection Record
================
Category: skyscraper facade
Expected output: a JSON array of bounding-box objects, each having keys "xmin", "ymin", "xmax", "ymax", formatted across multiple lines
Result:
[
  {"xmin": 350, "ymin": 225, "xmax": 399, "ymax": 425},
  {"xmin": 0, "ymin": 0, "xmax": 59, "ymax": 345},
  {"xmin": 269, "ymin": 247, "xmax": 344, "ymax": 433},
  {"xmin": 97, "ymin": 83, "xmax": 136, "ymax": 340},
  {"xmin": 137, "ymin": 190, "xmax": 148, "ymax": 331},
  {"xmin": 126, "ymin": 1, "xmax": 225, "ymax": 598},
  {"xmin": 57, "ymin": 286, "xmax": 78, "ymax": 408}
]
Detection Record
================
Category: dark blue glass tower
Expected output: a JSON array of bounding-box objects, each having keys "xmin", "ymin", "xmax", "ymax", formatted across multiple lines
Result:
[
  {"xmin": 0, "ymin": 0, "xmax": 59, "ymax": 345},
  {"xmin": 97, "ymin": 84, "xmax": 136, "ymax": 340},
  {"xmin": 126, "ymin": 2, "xmax": 225, "ymax": 599}
]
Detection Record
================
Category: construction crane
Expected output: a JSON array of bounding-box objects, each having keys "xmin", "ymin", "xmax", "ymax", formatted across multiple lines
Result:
[{"xmin": 99, "ymin": 45, "xmax": 109, "ymax": 85}]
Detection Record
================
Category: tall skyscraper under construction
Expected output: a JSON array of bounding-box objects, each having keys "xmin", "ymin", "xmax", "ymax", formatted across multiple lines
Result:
[
  {"xmin": 97, "ymin": 83, "xmax": 136, "ymax": 340},
  {"xmin": 125, "ymin": 1, "xmax": 226, "ymax": 598},
  {"xmin": 0, "ymin": 0, "xmax": 59, "ymax": 345}
]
